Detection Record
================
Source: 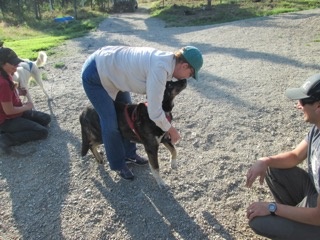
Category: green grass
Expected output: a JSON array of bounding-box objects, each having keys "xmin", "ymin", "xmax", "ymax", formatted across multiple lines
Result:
[
  {"xmin": 0, "ymin": 7, "xmax": 106, "ymax": 60},
  {"xmin": 149, "ymin": 0, "xmax": 320, "ymax": 27},
  {"xmin": 1, "ymin": 1, "xmax": 319, "ymax": 58}
]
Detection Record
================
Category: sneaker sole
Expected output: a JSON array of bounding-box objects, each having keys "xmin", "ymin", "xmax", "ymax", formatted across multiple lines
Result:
[{"xmin": 125, "ymin": 160, "xmax": 149, "ymax": 166}]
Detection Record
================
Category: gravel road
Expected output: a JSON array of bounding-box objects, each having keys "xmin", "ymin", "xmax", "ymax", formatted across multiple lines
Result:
[{"xmin": 1, "ymin": 6, "xmax": 320, "ymax": 240}]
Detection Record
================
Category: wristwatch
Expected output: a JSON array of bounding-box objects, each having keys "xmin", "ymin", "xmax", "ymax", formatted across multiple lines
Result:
[{"xmin": 268, "ymin": 202, "xmax": 277, "ymax": 216}]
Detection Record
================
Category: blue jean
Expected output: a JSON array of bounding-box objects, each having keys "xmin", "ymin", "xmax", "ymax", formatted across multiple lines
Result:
[
  {"xmin": 81, "ymin": 54, "xmax": 136, "ymax": 171},
  {"xmin": 0, "ymin": 110, "xmax": 51, "ymax": 146}
]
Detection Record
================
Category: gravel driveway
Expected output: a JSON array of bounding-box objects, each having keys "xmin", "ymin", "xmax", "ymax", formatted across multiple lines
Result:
[{"xmin": 1, "ymin": 6, "xmax": 320, "ymax": 240}]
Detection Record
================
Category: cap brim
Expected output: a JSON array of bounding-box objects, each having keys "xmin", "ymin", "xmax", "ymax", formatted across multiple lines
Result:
[
  {"xmin": 8, "ymin": 57, "xmax": 23, "ymax": 65},
  {"xmin": 285, "ymin": 88, "xmax": 309, "ymax": 100},
  {"xmin": 193, "ymin": 70, "xmax": 199, "ymax": 80}
]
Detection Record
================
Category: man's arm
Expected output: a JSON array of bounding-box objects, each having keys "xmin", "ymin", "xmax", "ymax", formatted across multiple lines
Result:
[
  {"xmin": 246, "ymin": 139, "xmax": 308, "ymax": 188},
  {"xmin": 275, "ymin": 195, "xmax": 320, "ymax": 226}
]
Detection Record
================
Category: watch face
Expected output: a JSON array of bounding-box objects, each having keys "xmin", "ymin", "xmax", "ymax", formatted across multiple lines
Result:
[
  {"xmin": 269, "ymin": 204, "xmax": 276, "ymax": 212},
  {"xmin": 268, "ymin": 203, "xmax": 277, "ymax": 213}
]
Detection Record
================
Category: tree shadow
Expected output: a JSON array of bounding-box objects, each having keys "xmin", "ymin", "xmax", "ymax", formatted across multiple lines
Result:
[
  {"xmin": 89, "ymin": 165, "xmax": 212, "ymax": 239},
  {"xmin": 0, "ymin": 99, "xmax": 81, "ymax": 239}
]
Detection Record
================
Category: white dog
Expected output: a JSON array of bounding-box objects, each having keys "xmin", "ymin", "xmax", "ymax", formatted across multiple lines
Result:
[{"xmin": 13, "ymin": 51, "xmax": 50, "ymax": 107}]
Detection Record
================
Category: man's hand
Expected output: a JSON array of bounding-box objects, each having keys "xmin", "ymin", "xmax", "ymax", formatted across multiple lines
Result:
[
  {"xmin": 167, "ymin": 126, "xmax": 180, "ymax": 144},
  {"xmin": 246, "ymin": 158, "xmax": 269, "ymax": 188},
  {"xmin": 246, "ymin": 202, "xmax": 270, "ymax": 221}
]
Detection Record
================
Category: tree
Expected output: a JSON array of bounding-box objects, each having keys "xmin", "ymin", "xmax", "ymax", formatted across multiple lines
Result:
[
  {"xmin": 34, "ymin": 0, "xmax": 41, "ymax": 20},
  {"xmin": 73, "ymin": 0, "xmax": 77, "ymax": 19},
  {"xmin": 207, "ymin": 0, "xmax": 212, "ymax": 9}
]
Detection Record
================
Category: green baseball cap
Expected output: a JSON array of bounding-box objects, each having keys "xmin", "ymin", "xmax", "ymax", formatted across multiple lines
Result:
[{"xmin": 181, "ymin": 46, "xmax": 203, "ymax": 80}]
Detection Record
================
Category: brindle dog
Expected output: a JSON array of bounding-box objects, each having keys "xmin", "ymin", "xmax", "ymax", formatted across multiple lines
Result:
[{"xmin": 79, "ymin": 79, "xmax": 187, "ymax": 188}]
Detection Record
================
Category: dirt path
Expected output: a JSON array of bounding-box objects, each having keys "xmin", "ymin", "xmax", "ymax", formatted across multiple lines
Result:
[{"xmin": 1, "ymin": 7, "xmax": 320, "ymax": 240}]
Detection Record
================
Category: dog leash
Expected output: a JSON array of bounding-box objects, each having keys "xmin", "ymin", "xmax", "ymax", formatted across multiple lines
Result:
[
  {"xmin": 124, "ymin": 104, "xmax": 142, "ymax": 141},
  {"xmin": 124, "ymin": 103, "xmax": 172, "ymax": 141}
]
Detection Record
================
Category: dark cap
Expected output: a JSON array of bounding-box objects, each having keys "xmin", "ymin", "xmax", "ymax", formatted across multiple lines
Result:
[
  {"xmin": 285, "ymin": 74, "xmax": 320, "ymax": 100},
  {"xmin": 0, "ymin": 47, "xmax": 23, "ymax": 66},
  {"xmin": 180, "ymin": 46, "xmax": 203, "ymax": 80}
]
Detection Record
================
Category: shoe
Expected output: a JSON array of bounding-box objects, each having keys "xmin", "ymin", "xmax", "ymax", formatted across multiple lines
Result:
[
  {"xmin": 126, "ymin": 154, "xmax": 148, "ymax": 166},
  {"xmin": 117, "ymin": 165, "xmax": 134, "ymax": 180}
]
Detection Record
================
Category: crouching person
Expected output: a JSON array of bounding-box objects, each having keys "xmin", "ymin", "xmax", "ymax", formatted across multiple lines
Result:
[
  {"xmin": 245, "ymin": 74, "xmax": 320, "ymax": 240},
  {"xmin": 0, "ymin": 47, "xmax": 51, "ymax": 154}
]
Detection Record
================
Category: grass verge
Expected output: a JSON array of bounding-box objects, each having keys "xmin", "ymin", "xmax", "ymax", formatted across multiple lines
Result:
[{"xmin": 149, "ymin": 0, "xmax": 320, "ymax": 27}]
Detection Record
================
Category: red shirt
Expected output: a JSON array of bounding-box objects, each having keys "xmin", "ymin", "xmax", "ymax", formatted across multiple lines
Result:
[{"xmin": 0, "ymin": 74, "xmax": 23, "ymax": 124}]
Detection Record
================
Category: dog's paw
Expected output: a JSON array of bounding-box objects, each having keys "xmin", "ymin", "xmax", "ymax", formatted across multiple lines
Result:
[
  {"xmin": 159, "ymin": 182, "xmax": 171, "ymax": 191},
  {"xmin": 171, "ymin": 159, "xmax": 178, "ymax": 169},
  {"xmin": 156, "ymin": 178, "xmax": 170, "ymax": 190}
]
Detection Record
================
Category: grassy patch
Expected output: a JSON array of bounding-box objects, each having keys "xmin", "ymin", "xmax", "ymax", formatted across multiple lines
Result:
[
  {"xmin": 149, "ymin": 0, "xmax": 320, "ymax": 27},
  {"xmin": 0, "ymin": 7, "xmax": 106, "ymax": 59},
  {"xmin": 1, "ymin": 1, "xmax": 319, "ymax": 57},
  {"xmin": 54, "ymin": 62, "xmax": 66, "ymax": 69}
]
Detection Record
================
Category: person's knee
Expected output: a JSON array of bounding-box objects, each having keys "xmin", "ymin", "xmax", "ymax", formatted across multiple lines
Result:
[
  {"xmin": 43, "ymin": 115, "xmax": 51, "ymax": 126},
  {"xmin": 249, "ymin": 217, "xmax": 263, "ymax": 234},
  {"xmin": 249, "ymin": 216, "xmax": 288, "ymax": 239},
  {"xmin": 249, "ymin": 217, "xmax": 274, "ymax": 238},
  {"xmin": 37, "ymin": 128, "xmax": 49, "ymax": 139}
]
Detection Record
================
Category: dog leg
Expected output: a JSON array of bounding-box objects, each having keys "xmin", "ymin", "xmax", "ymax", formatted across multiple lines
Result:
[
  {"xmin": 90, "ymin": 144, "xmax": 105, "ymax": 164},
  {"xmin": 145, "ymin": 146, "xmax": 167, "ymax": 188},
  {"xmin": 80, "ymin": 115, "xmax": 104, "ymax": 164},
  {"xmin": 162, "ymin": 142, "xmax": 177, "ymax": 169},
  {"xmin": 32, "ymin": 66, "xmax": 51, "ymax": 100}
]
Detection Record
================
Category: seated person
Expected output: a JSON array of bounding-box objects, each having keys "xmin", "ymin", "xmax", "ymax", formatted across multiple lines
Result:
[
  {"xmin": 246, "ymin": 73, "xmax": 320, "ymax": 240},
  {"xmin": 0, "ymin": 47, "xmax": 51, "ymax": 154}
]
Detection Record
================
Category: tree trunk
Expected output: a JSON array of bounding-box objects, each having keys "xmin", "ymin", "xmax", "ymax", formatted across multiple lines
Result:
[
  {"xmin": 207, "ymin": 0, "xmax": 212, "ymax": 9},
  {"xmin": 73, "ymin": 0, "xmax": 77, "ymax": 19},
  {"xmin": 49, "ymin": 0, "xmax": 54, "ymax": 11},
  {"xmin": 17, "ymin": 0, "xmax": 23, "ymax": 21},
  {"xmin": 34, "ymin": 0, "xmax": 41, "ymax": 20}
]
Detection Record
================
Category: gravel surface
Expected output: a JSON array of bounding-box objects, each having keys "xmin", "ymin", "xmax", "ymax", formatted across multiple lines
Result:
[{"xmin": 1, "ymin": 7, "xmax": 320, "ymax": 240}]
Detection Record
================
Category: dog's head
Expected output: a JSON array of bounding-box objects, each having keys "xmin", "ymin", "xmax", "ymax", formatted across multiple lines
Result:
[{"xmin": 162, "ymin": 79, "xmax": 187, "ymax": 112}]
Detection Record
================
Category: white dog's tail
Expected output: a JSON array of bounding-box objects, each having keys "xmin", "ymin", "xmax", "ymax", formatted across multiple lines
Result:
[{"xmin": 35, "ymin": 51, "xmax": 47, "ymax": 67}]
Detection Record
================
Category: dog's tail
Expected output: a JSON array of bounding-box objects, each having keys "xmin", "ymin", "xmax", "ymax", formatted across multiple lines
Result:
[
  {"xmin": 34, "ymin": 51, "xmax": 47, "ymax": 67},
  {"xmin": 79, "ymin": 113, "xmax": 90, "ymax": 157}
]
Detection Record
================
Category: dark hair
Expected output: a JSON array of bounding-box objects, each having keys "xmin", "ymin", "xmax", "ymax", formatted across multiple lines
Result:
[{"xmin": 0, "ymin": 66, "xmax": 15, "ymax": 90}]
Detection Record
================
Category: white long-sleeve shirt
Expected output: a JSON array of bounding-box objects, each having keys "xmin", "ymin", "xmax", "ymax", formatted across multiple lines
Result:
[{"xmin": 94, "ymin": 46, "xmax": 175, "ymax": 132}]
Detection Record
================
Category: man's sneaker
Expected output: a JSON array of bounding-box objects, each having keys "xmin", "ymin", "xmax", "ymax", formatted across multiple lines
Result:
[
  {"xmin": 117, "ymin": 165, "xmax": 134, "ymax": 180},
  {"xmin": 126, "ymin": 154, "xmax": 148, "ymax": 166}
]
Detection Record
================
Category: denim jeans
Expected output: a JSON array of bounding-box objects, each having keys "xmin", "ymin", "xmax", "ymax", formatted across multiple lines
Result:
[
  {"xmin": 0, "ymin": 110, "xmax": 51, "ymax": 146},
  {"xmin": 249, "ymin": 167, "xmax": 320, "ymax": 239},
  {"xmin": 81, "ymin": 54, "xmax": 136, "ymax": 171}
]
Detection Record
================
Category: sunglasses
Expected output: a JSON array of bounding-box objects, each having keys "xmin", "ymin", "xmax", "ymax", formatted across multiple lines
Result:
[{"xmin": 299, "ymin": 97, "xmax": 319, "ymax": 106}]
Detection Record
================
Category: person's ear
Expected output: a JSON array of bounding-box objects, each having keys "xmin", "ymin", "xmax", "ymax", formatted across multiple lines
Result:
[
  {"xmin": 182, "ymin": 62, "xmax": 189, "ymax": 69},
  {"xmin": 315, "ymin": 101, "xmax": 320, "ymax": 112}
]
